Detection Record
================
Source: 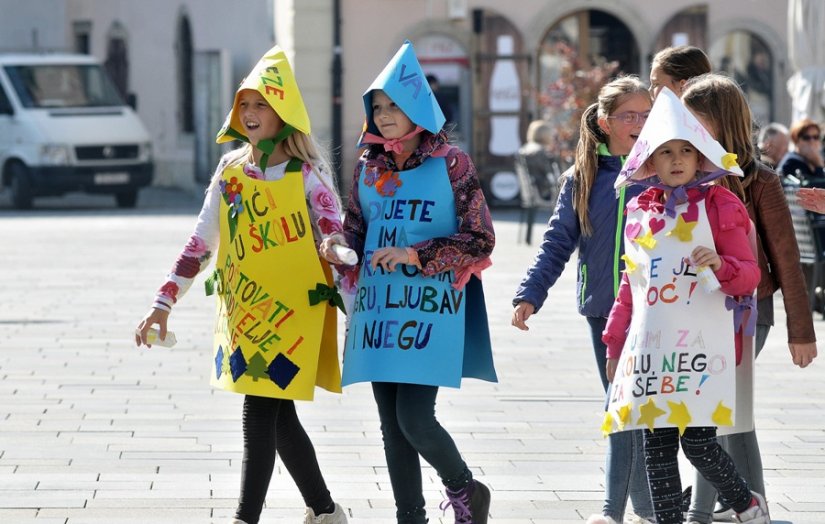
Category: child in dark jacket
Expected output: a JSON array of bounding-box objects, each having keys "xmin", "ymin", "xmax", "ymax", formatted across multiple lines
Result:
[{"xmin": 512, "ymin": 75, "xmax": 655, "ymax": 524}]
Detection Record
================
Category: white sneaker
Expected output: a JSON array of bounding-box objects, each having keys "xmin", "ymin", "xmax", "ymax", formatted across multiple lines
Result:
[
  {"xmin": 733, "ymin": 492, "xmax": 770, "ymax": 523},
  {"xmin": 625, "ymin": 515, "xmax": 656, "ymax": 524},
  {"xmin": 304, "ymin": 502, "xmax": 348, "ymax": 524},
  {"xmin": 713, "ymin": 504, "xmax": 736, "ymax": 522},
  {"xmin": 586, "ymin": 515, "xmax": 618, "ymax": 524}
]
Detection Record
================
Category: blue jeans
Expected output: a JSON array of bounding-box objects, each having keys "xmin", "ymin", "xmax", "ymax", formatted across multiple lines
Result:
[
  {"xmin": 587, "ymin": 316, "xmax": 654, "ymax": 521},
  {"xmin": 688, "ymin": 324, "xmax": 770, "ymax": 523},
  {"xmin": 371, "ymin": 382, "xmax": 471, "ymax": 523}
]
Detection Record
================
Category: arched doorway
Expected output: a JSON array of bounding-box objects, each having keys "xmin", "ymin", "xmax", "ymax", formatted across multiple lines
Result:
[
  {"xmin": 654, "ymin": 5, "xmax": 708, "ymax": 52},
  {"xmin": 710, "ymin": 31, "xmax": 774, "ymax": 124},
  {"xmin": 472, "ymin": 10, "xmax": 530, "ymax": 207},
  {"xmin": 416, "ymin": 34, "xmax": 470, "ymax": 149},
  {"xmin": 537, "ymin": 10, "xmax": 640, "ymax": 168}
]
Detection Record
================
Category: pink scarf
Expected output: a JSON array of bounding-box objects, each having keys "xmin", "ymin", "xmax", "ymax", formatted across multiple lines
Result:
[{"xmin": 360, "ymin": 126, "xmax": 425, "ymax": 154}]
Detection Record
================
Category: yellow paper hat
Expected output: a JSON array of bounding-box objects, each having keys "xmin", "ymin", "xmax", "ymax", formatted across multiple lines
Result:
[{"xmin": 216, "ymin": 46, "xmax": 311, "ymax": 148}]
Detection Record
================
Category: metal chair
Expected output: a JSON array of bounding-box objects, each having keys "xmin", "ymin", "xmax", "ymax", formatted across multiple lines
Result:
[{"xmin": 784, "ymin": 181, "xmax": 825, "ymax": 316}]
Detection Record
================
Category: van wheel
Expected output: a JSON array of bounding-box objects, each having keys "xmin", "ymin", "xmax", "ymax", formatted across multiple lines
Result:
[
  {"xmin": 115, "ymin": 190, "xmax": 138, "ymax": 208},
  {"xmin": 10, "ymin": 162, "xmax": 34, "ymax": 210}
]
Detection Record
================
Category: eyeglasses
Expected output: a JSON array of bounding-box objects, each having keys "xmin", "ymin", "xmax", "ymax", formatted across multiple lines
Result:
[
  {"xmin": 607, "ymin": 111, "xmax": 650, "ymax": 125},
  {"xmin": 800, "ymin": 133, "xmax": 821, "ymax": 141}
]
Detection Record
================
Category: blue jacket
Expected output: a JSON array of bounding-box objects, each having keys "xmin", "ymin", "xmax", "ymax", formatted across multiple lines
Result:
[{"xmin": 514, "ymin": 154, "xmax": 642, "ymax": 318}]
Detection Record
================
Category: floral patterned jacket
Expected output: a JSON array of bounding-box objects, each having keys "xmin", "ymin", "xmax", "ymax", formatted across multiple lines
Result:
[
  {"xmin": 152, "ymin": 155, "xmax": 344, "ymax": 312},
  {"xmin": 340, "ymin": 130, "xmax": 495, "ymax": 294}
]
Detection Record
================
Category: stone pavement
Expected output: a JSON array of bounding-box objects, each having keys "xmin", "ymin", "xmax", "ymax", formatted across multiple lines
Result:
[{"xmin": 0, "ymin": 188, "xmax": 824, "ymax": 523}]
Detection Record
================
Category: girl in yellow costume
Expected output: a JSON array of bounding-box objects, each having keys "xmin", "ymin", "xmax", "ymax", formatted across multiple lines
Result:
[{"xmin": 136, "ymin": 46, "xmax": 348, "ymax": 524}]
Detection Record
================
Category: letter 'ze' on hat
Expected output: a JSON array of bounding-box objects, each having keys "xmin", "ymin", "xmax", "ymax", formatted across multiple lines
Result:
[
  {"xmin": 357, "ymin": 40, "xmax": 445, "ymax": 147},
  {"xmin": 216, "ymin": 45, "xmax": 311, "ymax": 146},
  {"xmin": 615, "ymin": 87, "xmax": 743, "ymax": 190}
]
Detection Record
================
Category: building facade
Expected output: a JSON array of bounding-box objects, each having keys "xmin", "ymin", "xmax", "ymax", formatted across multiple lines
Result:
[{"xmin": 0, "ymin": 0, "xmax": 794, "ymax": 202}]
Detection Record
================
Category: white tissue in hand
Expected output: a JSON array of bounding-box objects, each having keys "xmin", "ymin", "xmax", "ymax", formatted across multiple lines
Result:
[{"xmin": 333, "ymin": 245, "xmax": 358, "ymax": 265}]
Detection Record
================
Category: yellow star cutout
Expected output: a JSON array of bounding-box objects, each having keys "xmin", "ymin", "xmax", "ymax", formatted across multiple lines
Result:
[
  {"xmin": 667, "ymin": 400, "xmax": 692, "ymax": 435},
  {"xmin": 621, "ymin": 254, "xmax": 637, "ymax": 274},
  {"xmin": 666, "ymin": 215, "xmax": 697, "ymax": 242},
  {"xmin": 634, "ymin": 229, "xmax": 657, "ymax": 250},
  {"xmin": 601, "ymin": 411, "xmax": 615, "ymax": 437},
  {"xmin": 617, "ymin": 403, "xmax": 633, "ymax": 430},
  {"xmin": 711, "ymin": 401, "xmax": 734, "ymax": 427},
  {"xmin": 636, "ymin": 397, "xmax": 667, "ymax": 431},
  {"xmin": 721, "ymin": 152, "xmax": 740, "ymax": 170}
]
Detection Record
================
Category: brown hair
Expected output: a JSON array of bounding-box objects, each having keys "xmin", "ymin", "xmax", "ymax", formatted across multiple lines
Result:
[
  {"xmin": 789, "ymin": 118, "xmax": 822, "ymax": 144},
  {"xmin": 681, "ymin": 73, "xmax": 755, "ymax": 201},
  {"xmin": 651, "ymin": 46, "xmax": 712, "ymax": 81},
  {"xmin": 573, "ymin": 75, "xmax": 649, "ymax": 235}
]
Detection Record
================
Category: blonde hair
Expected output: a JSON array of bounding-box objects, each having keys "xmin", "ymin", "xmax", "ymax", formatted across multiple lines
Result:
[
  {"xmin": 210, "ymin": 131, "xmax": 341, "ymax": 208},
  {"xmin": 573, "ymin": 75, "xmax": 649, "ymax": 235},
  {"xmin": 526, "ymin": 120, "xmax": 553, "ymax": 146}
]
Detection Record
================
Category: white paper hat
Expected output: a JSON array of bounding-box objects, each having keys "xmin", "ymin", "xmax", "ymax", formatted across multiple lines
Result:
[{"xmin": 615, "ymin": 87, "xmax": 743, "ymax": 189}]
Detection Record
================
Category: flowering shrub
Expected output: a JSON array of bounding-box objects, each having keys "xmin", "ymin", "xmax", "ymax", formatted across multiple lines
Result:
[{"xmin": 537, "ymin": 41, "xmax": 619, "ymax": 169}]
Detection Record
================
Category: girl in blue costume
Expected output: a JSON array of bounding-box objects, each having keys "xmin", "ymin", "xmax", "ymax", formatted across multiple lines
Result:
[
  {"xmin": 511, "ymin": 76, "xmax": 656, "ymax": 524},
  {"xmin": 321, "ymin": 41, "xmax": 496, "ymax": 524}
]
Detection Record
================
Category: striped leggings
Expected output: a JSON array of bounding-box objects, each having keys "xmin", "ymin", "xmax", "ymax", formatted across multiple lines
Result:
[{"xmin": 644, "ymin": 426, "xmax": 752, "ymax": 524}]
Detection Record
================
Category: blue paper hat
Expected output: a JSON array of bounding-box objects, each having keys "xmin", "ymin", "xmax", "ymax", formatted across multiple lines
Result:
[{"xmin": 358, "ymin": 40, "xmax": 445, "ymax": 146}]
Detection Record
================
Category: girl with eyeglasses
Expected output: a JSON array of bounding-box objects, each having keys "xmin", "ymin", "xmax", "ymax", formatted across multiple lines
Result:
[
  {"xmin": 777, "ymin": 118, "xmax": 825, "ymax": 183},
  {"xmin": 512, "ymin": 75, "xmax": 655, "ymax": 524}
]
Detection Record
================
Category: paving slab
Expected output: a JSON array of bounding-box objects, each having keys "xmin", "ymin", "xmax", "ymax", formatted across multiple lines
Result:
[{"xmin": 1, "ymin": 189, "xmax": 824, "ymax": 522}]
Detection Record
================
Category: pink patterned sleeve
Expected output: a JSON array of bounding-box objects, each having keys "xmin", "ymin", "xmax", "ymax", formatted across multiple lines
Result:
[
  {"xmin": 302, "ymin": 163, "xmax": 345, "ymax": 245},
  {"xmin": 152, "ymin": 177, "xmax": 221, "ymax": 311}
]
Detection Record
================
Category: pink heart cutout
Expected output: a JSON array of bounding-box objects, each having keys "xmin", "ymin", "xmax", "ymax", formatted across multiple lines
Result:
[
  {"xmin": 681, "ymin": 202, "xmax": 699, "ymax": 223},
  {"xmin": 649, "ymin": 217, "xmax": 665, "ymax": 235},
  {"xmin": 625, "ymin": 222, "xmax": 642, "ymax": 239}
]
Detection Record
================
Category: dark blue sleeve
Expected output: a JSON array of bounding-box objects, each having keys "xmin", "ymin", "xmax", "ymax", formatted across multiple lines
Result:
[{"xmin": 513, "ymin": 173, "xmax": 581, "ymax": 312}]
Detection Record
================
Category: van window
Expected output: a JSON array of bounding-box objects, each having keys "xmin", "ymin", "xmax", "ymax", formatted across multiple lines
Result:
[
  {"xmin": 0, "ymin": 82, "xmax": 12, "ymax": 114},
  {"xmin": 3, "ymin": 64, "xmax": 124, "ymax": 108}
]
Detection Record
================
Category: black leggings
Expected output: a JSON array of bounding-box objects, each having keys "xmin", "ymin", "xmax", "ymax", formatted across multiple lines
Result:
[
  {"xmin": 644, "ymin": 426, "xmax": 752, "ymax": 524},
  {"xmin": 234, "ymin": 395, "xmax": 332, "ymax": 524}
]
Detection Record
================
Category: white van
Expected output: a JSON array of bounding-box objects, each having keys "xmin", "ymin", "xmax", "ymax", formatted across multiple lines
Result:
[{"xmin": 0, "ymin": 53, "xmax": 153, "ymax": 209}]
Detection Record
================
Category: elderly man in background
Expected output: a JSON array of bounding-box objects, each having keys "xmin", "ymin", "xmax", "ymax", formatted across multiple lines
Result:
[{"xmin": 758, "ymin": 122, "xmax": 789, "ymax": 169}]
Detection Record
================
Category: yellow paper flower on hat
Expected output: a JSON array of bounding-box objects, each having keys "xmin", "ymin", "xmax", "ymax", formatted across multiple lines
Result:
[
  {"xmin": 217, "ymin": 46, "xmax": 311, "ymax": 144},
  {"xmin": 721, "ymin": 153, "xmax": 740, "ymax": 171}
]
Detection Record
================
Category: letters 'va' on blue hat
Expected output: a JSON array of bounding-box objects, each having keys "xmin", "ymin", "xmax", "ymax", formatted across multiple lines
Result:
[{"xmin": 359, "ymin": 40, "xmax": 446, "ymax": 145}]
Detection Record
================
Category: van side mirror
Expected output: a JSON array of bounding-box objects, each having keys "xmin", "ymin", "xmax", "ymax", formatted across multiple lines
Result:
[{"xmin": 126, "ymin": 92, "xmax": 137, "ymax": 110}]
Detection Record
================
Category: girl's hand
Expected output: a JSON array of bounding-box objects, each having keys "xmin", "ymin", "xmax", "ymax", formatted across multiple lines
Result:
[
  {"xmin": 135, "ymin": 308, "xmax": 170, "ymax": 348},
  {"xmin": 511, "ymin": 301, "xmax": 535, "ymax": 331},
  {"xmin": 797, "ymin": 188, "xmax": 825, "ymax": 214},
  {"xmin": 319, "ymin": 235, "xmax": 348, "ymax": 264},
  {"xmin": 370, "ymin": 247, "xmax": 409, "ymax": 272},
  {"xmin": 789, "ymin": 342, "xmax": 817, "ymax": 368},
  {"xmin": 690, "ymin": 245, "xmax": 722, "ymax": 271},
  {"xmin": 606, "ymin": 358, "xmax": 619, "ymax": 383}
]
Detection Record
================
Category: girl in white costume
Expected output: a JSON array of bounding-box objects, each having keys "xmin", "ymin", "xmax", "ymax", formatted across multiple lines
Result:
[{"xmin": 602, "ymin": 88, "xmax": 769, "ymax": 524}]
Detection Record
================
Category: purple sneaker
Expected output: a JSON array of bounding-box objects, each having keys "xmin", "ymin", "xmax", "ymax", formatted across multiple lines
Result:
[{"xmin": 439, "ymin": 480, "xmax": 491, "ymax": 524}]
